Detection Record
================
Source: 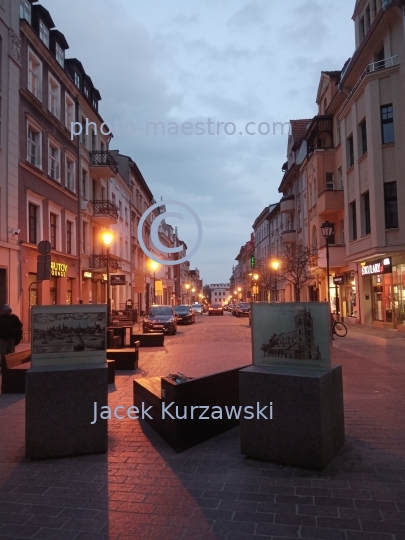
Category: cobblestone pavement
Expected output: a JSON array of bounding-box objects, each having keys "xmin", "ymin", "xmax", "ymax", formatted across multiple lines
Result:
[{"xmin": 0, "ymin": 314, "xmax": 404, "ymax": 539}]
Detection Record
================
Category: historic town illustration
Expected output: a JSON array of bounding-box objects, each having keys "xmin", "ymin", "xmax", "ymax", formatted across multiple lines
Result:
[
  {"xmin": 260, "ymin": 308, "xmax": 322, "ymax": 361},
  {"xmin": 32, "ymin": 311, "xmax": 106, "ymax": 354}
]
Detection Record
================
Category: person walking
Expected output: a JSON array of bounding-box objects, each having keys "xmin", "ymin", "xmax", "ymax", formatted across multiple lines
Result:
[{"xmin": 0, "ymin": 305, "xmax": 23, "ymax": 369}]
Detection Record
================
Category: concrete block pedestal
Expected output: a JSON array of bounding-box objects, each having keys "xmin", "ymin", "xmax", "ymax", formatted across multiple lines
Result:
[
  {"xmin": 239, "ymin": 365, "xmax": 345, "ymax": 470},
  {"xmin": 25, "ymin": 363, "xmax": 108, "ymax": 460}
]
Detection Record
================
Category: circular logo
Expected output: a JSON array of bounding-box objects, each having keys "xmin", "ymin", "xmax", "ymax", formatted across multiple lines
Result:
[{"xmin": 137, "ymin": 200, "xmax": 203, "ymax": 266}]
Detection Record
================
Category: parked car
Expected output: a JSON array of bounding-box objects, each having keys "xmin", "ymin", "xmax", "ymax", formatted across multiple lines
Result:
[
  {"xmin": 191, "ymin": 303, "xmax": 204, "ymax": 315},
  {"xmin": 143, "ymin": 305, "xmax": 177, "ymax": 335},
  {"xmin": 173, "ymin": 305, "xmax": 196, "ymax": 324},
  {"xmin": 208, "ymin": 304, "xmax": 224, "ymax": 316},
  {"xmin": 235, "ymin": 302, "xmax": 251, "ymax": 317}
]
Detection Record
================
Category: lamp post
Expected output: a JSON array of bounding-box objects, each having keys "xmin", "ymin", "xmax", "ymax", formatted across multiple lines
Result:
[
  {"xmin": 251, "ymin": 273, "xmax": 259, "ymax": 302},
  {"xmin": 321, "ymin": 221, "xmax": 333, "ymax": 308},
  {"xmin": 149, "ymin": 260, "xmax": 159, "ymax": 305},
  {"xmin": 192, "ymin": 287, "xmax": 195, "ymax": 303},
  {"xmin": 185, "ymin": 283, "xmax": 190, "ymax": 304},
  {"xmin": 102, "ymin": 230, "xmax": 114, "ymax": 327},
  {"xmin": 270, "ymin": 260, "xmax": 280, "ymax": 302},
  {"xmin": 237, "ymin": 286, "xmax": 242, "ymax": 302}
]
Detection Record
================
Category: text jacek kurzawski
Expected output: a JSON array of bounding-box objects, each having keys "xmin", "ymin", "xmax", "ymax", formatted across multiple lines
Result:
[{"xmin": 91, "ymin": 402, "xmax": 273, "ymax": 424}]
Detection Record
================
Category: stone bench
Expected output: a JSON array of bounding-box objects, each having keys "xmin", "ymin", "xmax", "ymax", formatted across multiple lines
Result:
[
  {"xmin": 133, "ymin": 366, "xmax": 249, "ymax": 452},
  {"xmin": 1, "ymin": 350, "xmax": 31, "ymax": 394},
  {"xmin": 107, "ymin": 341, "xmax": 139, "ymax": 370},
  {"xmin": 131, "ymin": 333, "xmax": 164, "ymax": 347}
]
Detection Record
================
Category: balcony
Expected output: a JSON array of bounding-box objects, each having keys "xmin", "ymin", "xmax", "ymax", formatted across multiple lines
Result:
[
  {"xmin": 317, "ymin": 189, "xmax": 344, "ymax": 217},
  {"xmin": 317, "ymin": 245, "xmax": 346, "ymax": 269},
  {"xmin": 92, "ymin": 200, "xmax": 119, "ymax": 225},
  {"xmin": 89, "ymin": 254, "xmax": 118, "ymax": 273},
  {"xmin": 90, "ymin": 151, "xmax": 118, "ymax": 179},
  {"xmin": 281, "ymin": 230, "xmax": 296, "ymax": 244},
  {"xmin": 280, "ymin": 195, "xmax": 295, "ymax": 214}
]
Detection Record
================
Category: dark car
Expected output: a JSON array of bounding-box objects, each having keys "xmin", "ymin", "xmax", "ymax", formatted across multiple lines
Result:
[
  {"xmin": 208, "ymin": 304, "xmax": 223, "ymax": 316},
  {"xmin": 143, "ymin": 305, "xmax": 177, "ymax": 335},
  {"xmin": 236, "ymin": 302, "xmax": 251, "ymax": 317},
  {"xmin": 173, "ymin": 305, "xmax": 196, "ymax": 324}
]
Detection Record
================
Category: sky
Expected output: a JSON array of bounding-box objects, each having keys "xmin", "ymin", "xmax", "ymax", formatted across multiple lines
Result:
[{"xmin": 41, "ymin": 0, "xmax": 356, "ymax": 284}]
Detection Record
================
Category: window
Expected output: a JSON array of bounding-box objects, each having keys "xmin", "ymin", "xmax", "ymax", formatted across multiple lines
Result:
[
  {"xmin": 48, "ymin": 140, "xmax": 60, "ymax": 181},
  {"xmin": 50, "ymin": 213, "xmax": 57, "ymax": 249},
  {"xmin": 82, "ymin": 222, "xmax": 87, "ymax": 254},
  {"xmin": 92, "ymin": 98, "xmax": 98, "ymax": 111},
  {"xmin": 339, "ymin": 219, "xmax": 345, "ymax": 244},
  {"xmin": 55, "ymin": 43, "xmax": 64, "ymax": 67},
  {"xmin": 74, "ymin": 71, "xmax": 81, "ymax": 89},
  {"xmin": 112, "ymin": 193, "xmax": 116, "ymax": 205},
  {"xmin": 66, "ymin": 221, "xmax": 73, "ymax": 254},
  {"xmin": 381, "ymin": 104, "xmax": 394, "ymax": 144},
  {"xmin": 28, "ymin": 203, "xmax": 38, "ymax": 244},
  {"xmin": 365, "ymin": 6, "xmax": 371, "ymax": 31},
  {"xmin": 326, "ymin": 173, "xmax": 334, "ymax": 190},
  {"xmin": 92, "ymin": 180, "xmax": 97, "ymax": 201},
  {"xmin": 124, "ymin": 207, "xmax": 128, "ymax": 222},
  {"xmin": 349, "ymin": 201, "xmax": 357, "ymax": 241},
  {"xmin": 81, "ymin": 169, "xmax": 87, "ymax": 198},
  {"xmin": 48, "ymin": 75, "xmax": 60, "ymax": 118},
  {"xmin": 20, "ymin": 0, "xmax": 31, "ymax": 23},
  {"xmin": 360, "ymin": 120, "xmax": 367, "ymax": 155},
  {"xmin": 360, "ymin": 16, "xmax": 365, "ymax": 40},
  {"xmin": 119, "ymin": 200, "xmax": 122, "ymax": 217},
  {"xmin": 336, "ymin": 119, "xmax": 341, "ymax": 145},
  {"xmin": 84, "ymin": 85, "xmax": 89, "ymax": 98},
  {"xmin": 101, "ymin": 186, "xmax": 106, "ymax": 200},
  {"xmin": 347, "ymin": 135, "xmax": 354, "ymax": 168},
  {"xmin": 337, "ymin": 167, "xmax": 343, "ymax": 189},
  {"xmin": 27, "ymin": 125, "xmax": 41, "ymax": 168},
  {"xmin": 328, "ymin": 224, "xmax": 336, "ymax": 245},
  {"xmin": 384, "ymin": 182, "xmax": 398, "ymax": 229},
  {"xmin": 28, "ymin": 49, "xmax": 42, "ymax": 100},
  {"xmin": 65, "ymin": 156, "xmax": 75, "ymax": 192},
  {"xmin": 39, "ymin": 20, "xmax": 49, "ymax": 47},
  {"xmin": 91, "ymin": 130, "xmax": 97, "ymax": 151},
  {"xmin": 361, "ymin": 191, "xmax": 371, "ymax": 236},
  {"xmin": 65, "ymin": 94, "xmax": 74, "ymax": 130},
  {"xmin": 81, "ymin": 118, "xmax": 86, "ymax": 145}
]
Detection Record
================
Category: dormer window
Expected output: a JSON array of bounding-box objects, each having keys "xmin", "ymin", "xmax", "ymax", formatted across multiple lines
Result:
[
  {"xmin": 55, "ymin": 43, "xmax": 64, "ymax": 67},
  {"xmin": 20, "ymin": 0, "xmax": 32, "ymax": 23},
  {"xmin": 84, "ymin": 85, "xmax": 89, "ymax": 98},
  {"xmin": 74, "ymin": 72, "xmax": 81, "ymax": 89},
  {"xmin": 92, "ymin": 98, "xmax": 98, "ymax": 110},
  {"xmin": 39, "ymin": 20, "xmax": 49, "ymax": 48}
]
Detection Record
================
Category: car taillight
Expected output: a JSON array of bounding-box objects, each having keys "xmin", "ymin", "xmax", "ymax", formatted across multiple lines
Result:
[{"xmin": 208, "ymin": 307, "xmax": 213, "ymax": 310}]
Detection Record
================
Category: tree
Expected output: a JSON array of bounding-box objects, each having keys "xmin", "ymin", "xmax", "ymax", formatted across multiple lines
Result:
[{"xmin": 279, "ymin": 240, "xmax": 316, "ymax": 302}]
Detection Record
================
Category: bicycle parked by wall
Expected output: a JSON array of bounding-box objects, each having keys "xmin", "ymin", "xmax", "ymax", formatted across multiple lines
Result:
[{"xmin": 332, "ymin": 317, "xmax": 347, "ymax": 337}]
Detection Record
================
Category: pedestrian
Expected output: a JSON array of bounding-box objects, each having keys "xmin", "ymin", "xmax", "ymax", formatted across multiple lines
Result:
[{"xmin": 0, "ymin": 305, "xmax": 23, "ymax": 369}]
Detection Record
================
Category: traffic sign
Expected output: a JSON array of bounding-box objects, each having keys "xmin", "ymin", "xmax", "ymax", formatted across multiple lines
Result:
[
  {"xmin": 37, "ymin": 254, "xmax": 51, "ymax": 281},
  {"xmin": 38, "ymin": 240, "xmax": 51, "ymax": 255}
]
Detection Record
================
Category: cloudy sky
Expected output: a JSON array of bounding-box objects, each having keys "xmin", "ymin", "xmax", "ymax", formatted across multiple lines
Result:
[{"xmin": 42, "ymin": 0, "xmax": 355, "ymax": 284}]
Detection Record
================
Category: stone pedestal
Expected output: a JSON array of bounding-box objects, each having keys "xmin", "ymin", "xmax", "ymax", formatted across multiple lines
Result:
[
  {"xmin": 26, "ymin": 363, "xmax": 108, "ymax": 460},
  {"xmin": 239, "ymin": 365, "xmax": 344, "ymax": 470}
]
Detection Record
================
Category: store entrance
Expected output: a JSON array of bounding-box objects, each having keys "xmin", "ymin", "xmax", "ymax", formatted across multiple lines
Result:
[{"xmin": 371, "ymin": 274, "xmax": 393, "ymax": 324}]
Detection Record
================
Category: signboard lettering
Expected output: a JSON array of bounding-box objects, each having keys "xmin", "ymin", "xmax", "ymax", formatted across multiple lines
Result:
[
  {"xmin": 111, "ymin": 274, "xmax": 126, "ymax": 285},
  {"xmin": 361, "ymin": 257, "xmax": 392, "ymax": 277},
  {"xmin": 51, "ymin": 262, "xmax": 68, "ymax": 277}
]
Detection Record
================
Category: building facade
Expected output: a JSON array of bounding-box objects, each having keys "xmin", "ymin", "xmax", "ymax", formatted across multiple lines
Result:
[
  {"xmin": 209, "ymin": 283, "xmax": 230, "ymax": 306},
  {"xmin": 0, "ymin": 0, "xmax": 21, "ymax": 315}
]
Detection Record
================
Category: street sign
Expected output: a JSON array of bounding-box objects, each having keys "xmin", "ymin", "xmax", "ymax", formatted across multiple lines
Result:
[
  {"xmin": 37, "ymin": 254, "xmax": 51, "ymax": 281},
  {"xmin": 38, "ymin": 240, "xmax": 51, "ymax": 255},
  {"xmin": 333, "ymin": 275, "xmax": 345, "ymax": 285},
  {"xmin": 111, "ymin": 274, "xmax": 126, "ymax": 285}
]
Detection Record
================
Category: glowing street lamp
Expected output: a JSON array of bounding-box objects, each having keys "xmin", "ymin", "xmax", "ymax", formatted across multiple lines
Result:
[
  {"xmin": 185, "ymin": 283, "xmax": 190, "ymax": 304},
  {"xmin": 270, "ymin": 260, "xmax": 280, "ymax": 302},
  {"xmin": 321, "ymin": 221, "xmax": 334, "ymax": 307},
  {"xmin": 149, "ymin": 260, "xmax": 159, "ymax": 304},
  {"xmin": 102, "ymin": 230, "xmax": 114, "ymax": 327}
]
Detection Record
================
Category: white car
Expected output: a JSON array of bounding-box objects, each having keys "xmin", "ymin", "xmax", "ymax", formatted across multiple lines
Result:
[{"xmin": 191, "ymin": 303, "xmax": 204, "ymax": 314}]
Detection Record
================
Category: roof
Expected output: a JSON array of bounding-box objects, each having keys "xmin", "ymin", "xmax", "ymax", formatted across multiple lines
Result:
[{"xmin": 290, "ymin": 119, "xmax": 311, "ymax": 143}]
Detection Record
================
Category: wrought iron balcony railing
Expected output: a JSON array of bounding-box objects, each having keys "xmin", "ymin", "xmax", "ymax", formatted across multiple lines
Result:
[
  {"xmin": 92, "ymin": 200, "xmax": 119, "ymax": 221},
  {"xmin": 89, "ymin": 255, "xmax": 118, "ymax": 272},
  {"xmin": 90, "ymin": 151, "xmax": 118, "ymax": 168}
]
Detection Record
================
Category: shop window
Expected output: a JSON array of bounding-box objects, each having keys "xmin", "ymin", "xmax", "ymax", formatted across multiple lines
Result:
[
  {"xmin": 384, "ymin": 182, "xmax": 398, "ymax": 229},
  {"xmin": 66, "ymin": 278, "xmax": 72, "ymax": 304},
  {"xmin": 50, "ymin": 277, "xmax": 57, "ymax": 305}
]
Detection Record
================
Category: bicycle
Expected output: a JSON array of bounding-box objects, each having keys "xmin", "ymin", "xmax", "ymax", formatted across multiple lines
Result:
[{"xmin": 332, "ymin": 318, "xmax": 347, "ymax": 337}]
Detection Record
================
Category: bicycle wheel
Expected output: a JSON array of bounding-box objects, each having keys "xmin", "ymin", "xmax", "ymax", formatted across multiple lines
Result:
[{"xmin": 334, "ymin": 322, "xmax": 347, "ymax": 337}]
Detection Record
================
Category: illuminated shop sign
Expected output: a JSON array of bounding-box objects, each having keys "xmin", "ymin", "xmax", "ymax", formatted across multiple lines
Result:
[
  {"xmin": 361, "ymin": 257, "xmax": 392, "ymax": 276},
  {"xmin": 333, "ymin": 275, "xmax": 345, "ymax": 285},
  {"xmin": 51, "ymin": 262, "xmax": 68, "ymax": 277},
  {"xmin": 83, "ymin": 271, "xmax": 92, "ymax": 278}
]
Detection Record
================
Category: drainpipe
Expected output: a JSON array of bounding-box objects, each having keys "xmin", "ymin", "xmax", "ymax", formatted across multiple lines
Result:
[{"xmin": 75, "ymin": 95, "xmax": 82, "ymax": 304}]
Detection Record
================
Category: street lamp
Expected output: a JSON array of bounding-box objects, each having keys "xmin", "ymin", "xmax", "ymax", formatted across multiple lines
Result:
[
  {"xmin": 321, "ymin": 221, "xmax": 333, "ymax": 307},
  {"xmin": 149, "ymin": 260, "xmax": 159, "ymax": 304},
  {"xmin": 191, "ymin": 287, "xmax": 195, "ymax": 303},
  {"xmin": 185, "ymin": 283, "xmax": 190, "ymax": 304},
  {"xmin": 237, "ymin": 287, "xmax": 241, "ymax": 302},
  {"xmin": 102, "ymin": 230, "xmax": 114, "ymax": 327},
  {"xmin": 270, "ymin": 260, "xmax": 280, "ymax": 302}
]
